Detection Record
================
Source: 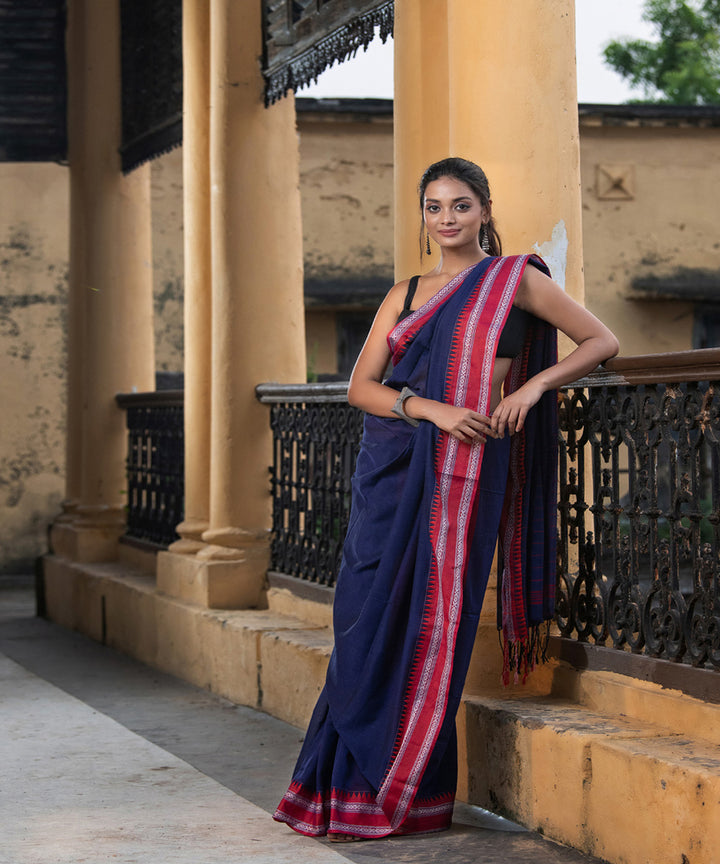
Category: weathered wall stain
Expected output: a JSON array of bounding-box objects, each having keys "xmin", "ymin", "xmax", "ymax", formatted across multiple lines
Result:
[
  {"xmin": 0, "ymin": 166, "xmax": 69, "ymax": 573},
  {"xmin": 151, "ymin": 150, "xmax": 184, "ymax": 374},
  {"xmin": 532, "ymin": 220, "xmax": 569, "ymax": 291},
  {"xmin": 299, "ymin": 130, "xmax": 394, "ymax": 288},
  {"xmin": 0, "ymin": 225, "xmax": 33, "ymax": 260},
  {"xmin": 154, "ymin": 275, "xmax": 184, "ymax": 371}
]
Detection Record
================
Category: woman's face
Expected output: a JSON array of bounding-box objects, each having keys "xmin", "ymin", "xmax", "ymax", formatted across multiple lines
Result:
[{"xmin": 423, "ymin": 176, "xmax": 488, "ymax": 250}]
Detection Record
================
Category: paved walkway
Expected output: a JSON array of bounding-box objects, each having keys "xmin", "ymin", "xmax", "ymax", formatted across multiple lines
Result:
[{"xmin": 0, "ymin": 587, "xmax": 606, "ymax": 864}]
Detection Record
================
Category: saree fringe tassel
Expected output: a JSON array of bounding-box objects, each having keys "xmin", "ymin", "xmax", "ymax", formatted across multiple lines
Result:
[{"xmin": 501, "ymin": 622, "xmax": 552, "ymax": 686}]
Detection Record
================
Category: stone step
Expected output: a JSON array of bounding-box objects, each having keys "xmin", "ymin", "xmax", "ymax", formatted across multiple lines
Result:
[
  {"xmin": 460, "ymin": 692, "xmax": 720, "ymax": 864},
  {"xmin": 43, "ymin": 555, "xmax": 334, "ymax": 725},
  {"xmin": 551, "ymin": 661, "xmax": 720, "ymax": 748}
]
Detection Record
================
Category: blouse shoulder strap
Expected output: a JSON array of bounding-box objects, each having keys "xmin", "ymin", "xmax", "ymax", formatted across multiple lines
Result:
[{"xmin": 402, "ymin": 275, "xmax": 420, "ymax": 313}]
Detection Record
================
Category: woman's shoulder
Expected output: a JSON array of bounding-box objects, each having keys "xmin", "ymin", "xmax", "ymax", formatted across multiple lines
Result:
[
  {"xmin": 390, "ymin": 277, "xmax": 413, "ymax": 295},
  {"xmin": 495, "ymin": 252, "xmax": 548, "ymax": 270},
  {"xmin": 373, "ymin": 278, "xmax": 415, "ymax": 324},
  {"xmin": 384, "ymin": 275, "xmax": 421, "ymax": 307},
  {"xmin": 510, "ymin": 255, "xmax": 555, "ymax": 312}
]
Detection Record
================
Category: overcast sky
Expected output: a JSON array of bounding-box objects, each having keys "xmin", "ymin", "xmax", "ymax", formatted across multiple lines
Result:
[{"xmin": 301, "ymin": 1, "xmax": 656, "ymax": 103}]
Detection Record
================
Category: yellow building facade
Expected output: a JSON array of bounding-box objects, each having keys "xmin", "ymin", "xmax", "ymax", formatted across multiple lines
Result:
[
  {"xmin": 2, "ymin": 2, "xmax": 720, "ymax": 862},
  {"xmin": 5, "ymin": 102, "xmax": 718, "ymax": 576}
]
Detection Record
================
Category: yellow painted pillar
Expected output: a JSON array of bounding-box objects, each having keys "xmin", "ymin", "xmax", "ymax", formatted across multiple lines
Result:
[
  {"xmin": 51, "ymin": 0, "xmax": 155, "ymax": 563},
  {"xmin": 160, "ymin": 0, "xmax": 306, "ymax": 609},
  {"xmin": 446, "ymin": 0, "xmax": 583, "ymax": 309},
  {"xmin": 393, "ymin": 0, "xmax": 449, "ymax": 278},
  {"xmin": 57, "ymin": 0, "xmax": 87, "ymax": 529},
  {"xmin": 169, "ymin": 0, "xmax": 212, "ymax": 555},
  {"xmin": 394, "ymin": 0, "xmax": 584, "ymax": 315},
  {"xmin": 201, "ymin": 0, "xmax": 306, "ymax": 575}
]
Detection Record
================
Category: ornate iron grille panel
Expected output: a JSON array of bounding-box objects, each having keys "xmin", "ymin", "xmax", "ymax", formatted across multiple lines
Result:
[
  {"xmin": 257, "ymin": 383, "xmax": 364, "ymax": 587},
  {"xmin": 557, "ymin": 375, "xmax": 720, "ymax": 670},
  {"xmin": 116, "ymin": 391, "xmax": 184, "ymax": 547},
  {"xmin": 263, "ymin": 0, "xmax": 393, "ymax": 105}
]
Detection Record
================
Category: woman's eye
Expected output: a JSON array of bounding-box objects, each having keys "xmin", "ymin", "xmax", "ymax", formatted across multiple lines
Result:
[
  {"xmin": 426, "ymin": 205, "xmax": 439, "ymax": 213},
  {"xmin": 456, "ymin": 203, "xmax": 470, "ymax": 211}
]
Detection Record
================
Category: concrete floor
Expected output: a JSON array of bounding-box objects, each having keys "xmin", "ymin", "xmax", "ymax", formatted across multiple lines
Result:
[{"xmin": 0, "ymin": 586, "xmax": 608, "ymax": 864}]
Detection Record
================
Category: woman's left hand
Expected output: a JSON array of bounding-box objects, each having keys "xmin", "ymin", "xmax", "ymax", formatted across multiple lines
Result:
[{"xmin": 490, "ymin": 380, "xmax": 545, "ymax": 438}]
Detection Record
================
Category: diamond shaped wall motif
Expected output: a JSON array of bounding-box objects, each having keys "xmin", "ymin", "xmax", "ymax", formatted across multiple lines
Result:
[{"xmin": 596, "ymin": 163, "xmax": 635, "ymax": 200}]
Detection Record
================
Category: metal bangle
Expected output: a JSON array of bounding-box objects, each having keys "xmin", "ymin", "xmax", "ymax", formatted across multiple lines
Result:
[{"xmin": 391, "ymin": 386, "xmax": 419, "ymax": 427}]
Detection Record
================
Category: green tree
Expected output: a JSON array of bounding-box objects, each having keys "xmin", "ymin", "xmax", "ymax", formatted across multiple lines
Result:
[{"xmin": 603, "ymin": 0, "xmax": 720, "ymax": 104}]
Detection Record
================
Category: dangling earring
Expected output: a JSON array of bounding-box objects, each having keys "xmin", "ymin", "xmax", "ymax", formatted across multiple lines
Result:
[
  {"xmin": 425, "ymin": 230, "xmax": 431, "ymax": 255},
  {"xmin": 481, "ymin": 224, "xmax": 491, "ymax": 253}
]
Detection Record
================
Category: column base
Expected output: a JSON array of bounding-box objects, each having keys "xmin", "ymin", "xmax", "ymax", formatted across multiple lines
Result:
[
  {"xmin": 50, "ymin": 507, "xmax": 125, "ymax": 564},
  {"xmin": 54, "ymin": 498, "xmax": 81, "ymax": 524},
  {"xmin": 168, "ymin": 518, "xmax": 210, "ymax": 555},
  {"xmin": 157, "ymin": 540, "xmax": 269, "ymax": 609}
]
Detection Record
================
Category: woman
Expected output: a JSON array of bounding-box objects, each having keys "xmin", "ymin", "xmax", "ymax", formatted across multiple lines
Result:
[{"xmin": 274, "ymin": 158, "xmax": 618, "ymax": 842}]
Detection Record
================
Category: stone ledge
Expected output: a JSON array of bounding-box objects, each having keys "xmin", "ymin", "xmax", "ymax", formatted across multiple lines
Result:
[
  {"xmin": 42, "ymin": 555, "xmax": 331, "ymax": 720},
  {"xmin": 552, "ymin": 663, "xmax": 720, "ymax": 747},
  {"xmin": 461, "ymin": 693, "xmax": 720, "ymax": 864},
  {"xmin": 260, "ymin": 628, "xmax": 334, "ymax": 728},
  {"xmin": 550, "ymin": 636, "xmax": 720, "ymax": 708},
  {"xmin": 266, "ymin": 571, "xmax": 334, "ymax": 630}
]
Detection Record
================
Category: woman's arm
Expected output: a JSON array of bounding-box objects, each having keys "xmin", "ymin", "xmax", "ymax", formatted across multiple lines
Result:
[
  {"xmin": 347, "ymin": 281, "xmax": 497, "ymax": 443},
  {"xmin": 346, "ymin": 280, "xmax": 409, "ymax": 417},
  {"xmin": 490, "ymin": 264, "xmax": 619, "ymax": 437}
]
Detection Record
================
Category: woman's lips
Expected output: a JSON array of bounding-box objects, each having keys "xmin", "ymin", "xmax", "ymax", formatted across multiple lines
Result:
[{"xmin": 438, "ymin": 229, "xmax": 460, "ymax": 236}]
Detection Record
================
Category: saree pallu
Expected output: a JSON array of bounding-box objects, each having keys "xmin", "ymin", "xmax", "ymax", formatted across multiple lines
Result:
[{"xmin": 274, "ymin": 255, "xmax": 558, "ymax": 838}]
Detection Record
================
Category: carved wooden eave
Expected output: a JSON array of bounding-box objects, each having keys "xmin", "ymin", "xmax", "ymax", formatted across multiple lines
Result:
[{"xmin": 262, "ymin": 0, "xmax": 393, "ymax": 106}]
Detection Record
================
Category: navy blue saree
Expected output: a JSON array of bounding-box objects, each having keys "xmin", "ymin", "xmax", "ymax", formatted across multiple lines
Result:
[{"xmin": 274, "ymin": 256, "xmax": 558, "ymax": 838}]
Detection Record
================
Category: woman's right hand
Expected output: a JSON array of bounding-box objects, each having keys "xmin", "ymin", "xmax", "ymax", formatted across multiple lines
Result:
[{"xmin": 405, "ymin": 397, "xmax": 496, "ymax": 444}]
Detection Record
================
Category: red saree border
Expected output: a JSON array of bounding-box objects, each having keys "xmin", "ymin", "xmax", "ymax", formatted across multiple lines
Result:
[
  {"xmin": 377, "ymin": 256, "xmax": 531, "ymax": 828},
  {"xmin": 501, "ymin": 346, "xmax": 528, "ymax": 654},
  {"xmin": 273, "ymin": 780, "xmax": 454, "ymax": 838},
  {"xmin": 500, "ymin": 262, "xmax": 558, "ymax": 683}
]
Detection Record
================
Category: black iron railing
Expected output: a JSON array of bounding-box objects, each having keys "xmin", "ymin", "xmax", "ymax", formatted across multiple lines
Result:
[
  {"xmin": 557, "ymin": 350, "xmax": 720, "ymax": 671},
  {"xmin": 259, "ymin": 356, "xmax": 720, "ymax": 672},
  {"xmin": 116, "ymin": 390, "xmax": 184, "ymax": 547},
  {"xmin": 256, "ymin": 383, "xmax": 364, "ymax": 587},
  {"xmin": 115, "ymin": 353, "xmax": 720, "ymax": 673}
]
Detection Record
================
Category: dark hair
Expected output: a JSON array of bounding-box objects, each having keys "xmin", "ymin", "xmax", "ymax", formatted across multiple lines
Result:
[{"xmin": 418, "ymin": 157, "xmax": 502, "ymax": 257}]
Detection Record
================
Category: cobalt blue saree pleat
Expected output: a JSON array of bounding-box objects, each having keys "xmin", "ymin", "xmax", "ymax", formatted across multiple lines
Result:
[{"xmin": 274, "ymin": 256, "xmax": 558, "ymax": 838}]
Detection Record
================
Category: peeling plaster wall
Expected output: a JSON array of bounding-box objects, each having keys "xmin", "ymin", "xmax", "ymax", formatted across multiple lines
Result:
[
  {"xmin": 0, "ymin": 150, "xmax": 185, "ymax": 574},
  {"xmin": 299, "ymin": 118, "xmax": 394, "ymax": 288},
  {"xmin": 150, "ymin": 147, "xmax": 184, "ymax": 373},
  {"xmin": 0, "ymin": 164, "xmax": 69, "ymax": 574},
  {"xmin": 306, "ymin": 311, "xmax": 338, "ymax": 378},
  {"xmin": 579, "ymin": 124, "xmax": 720, "ymax": 355}
]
